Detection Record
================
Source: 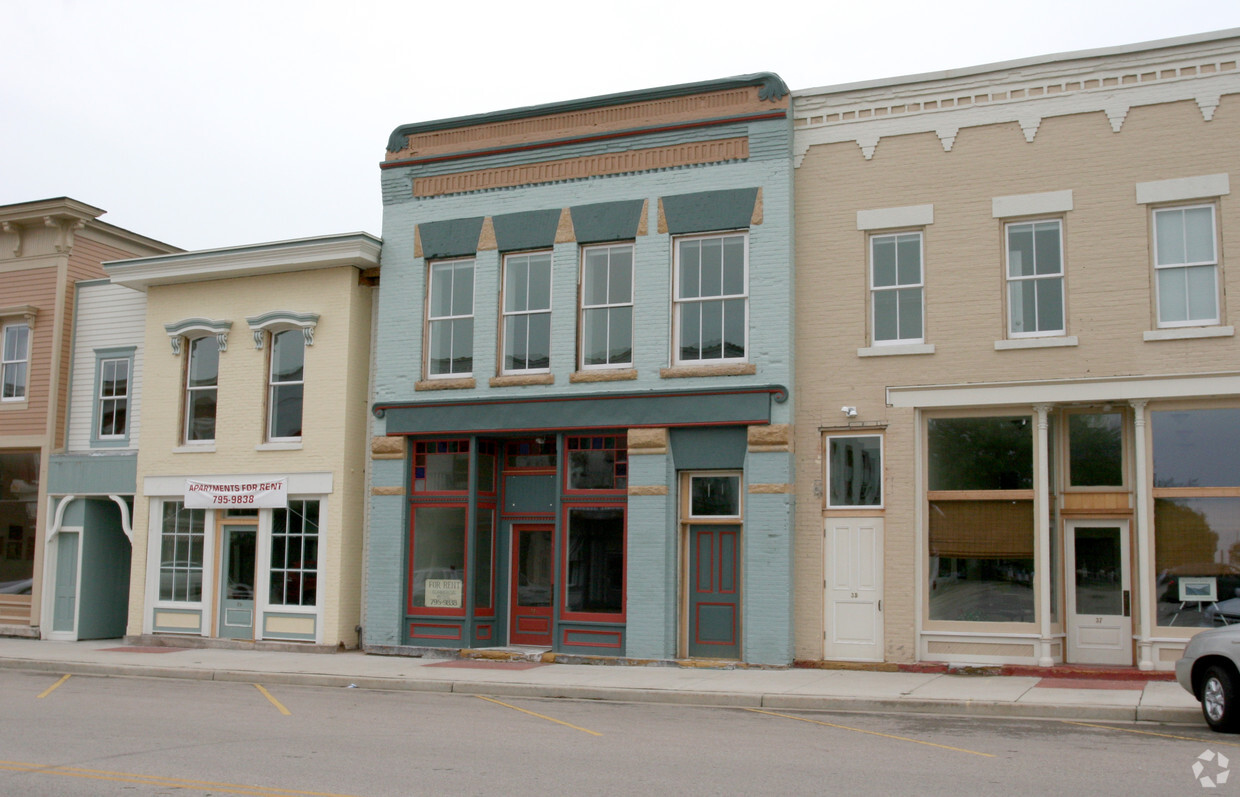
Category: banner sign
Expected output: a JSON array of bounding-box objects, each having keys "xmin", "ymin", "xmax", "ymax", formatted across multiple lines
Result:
[{"xmin": 184, "ymin": 478, "xmax": 288, "ymax": 509}]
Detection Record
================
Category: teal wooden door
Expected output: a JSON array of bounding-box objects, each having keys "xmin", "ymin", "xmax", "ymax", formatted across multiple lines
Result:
[
  {"xmin": 687, "ymin": 525, "xmax": 741, "ymax": 659},
  {"xmin": 510, "ymin": 525, "xmax": 554, "ymax": 646},
  {"xmin": 52, "ymin": 532, "xmax": 79, "ymax": 634},
  {"xmin": 218, "ymin": 526, "xmax": 257, "ymax": 640}
]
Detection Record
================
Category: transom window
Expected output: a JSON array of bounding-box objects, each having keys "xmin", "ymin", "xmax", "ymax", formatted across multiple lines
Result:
[
  {"xmin": 674, "ymin": 233, "xmax": 747, "ymax": 364},
  {"xmin": 184, "ymin": 336, "xmax": 219, "ymax": 443},
  {"xmin": 688, "ymin": 473, "xmax": 742, "ymax": 518},
  {"xmin": 413, "ymin": 439, "xmax": 470, "ymax": 493},
  {"xmin": 870, "ymin": 233, "xmax": 923, "ymax": 344},
  {"xmin": 1154, "ymin": 205, "xmax": 1219, "ymax": 327},
  {"xmin": 97, "ymin": 357, "xmax": 130, "ymax": 439},
  {"xmin": 566, "ymin": 435, "xmax": 628, "ymax": 491},
  {"xmin": 502, "ymin": 251, "xmax": 552, "ymax": 373},
  {"xmin": 2, "ymin": 323, "xmax": 30, "ymax": 401},
  {"xmin": 580, "ymin": 244, "xmax": 634, "ymax": 369},
  {"xmin": 268, "ymin": 330, "xmax": 304, "ymax": 440},
  {"xmin": 427, "ymin": 258, "xmax": 475, "ymax": 377},
  {"xmin": 826, "ymin": 435, "xmax": 882, "ymax": 508},
  {"xmin": 1006, "ymin": 220, "xmax": 1064, "ymax": 336}
]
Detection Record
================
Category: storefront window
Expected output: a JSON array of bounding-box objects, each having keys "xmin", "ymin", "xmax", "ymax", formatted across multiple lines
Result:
[
  {"xmin": 0, "ymin": 452, "xmax": 38, "ymax": 593},
  {"xmin": 567, "ymin": 435, "xmax": 627, "ymax": 491},
  {"xmin": 928, "ymin": 415, "xmax": 1035, "ymax": 623},
  {"xmin": 1068, "ymin": 412, "xmax": 1123, "ymax": 487},
  {"xmin": 473, "ymin": 506, "xmax": 494, "ymax": 610},
  {"xmin": 409, "ymin": 507, "xmax": 466, "ymax": 610},
  {"xmin": 270, "ymin": 500, "xmax": 319, "ymax": 606},
  {"xmin": 566, "ymin": 508, "xmax": 624, "ymax": 615},
  {"xmin": 413, "ymin": 440, "xmax": 469, "ymax": 492},
  {"xmin": 159, "ymin": 501, "xmax": 205, "ymax": 602},
  {"xmin": 1153, "ymin": 408, "xmax": 1240, "ymax": 489}
]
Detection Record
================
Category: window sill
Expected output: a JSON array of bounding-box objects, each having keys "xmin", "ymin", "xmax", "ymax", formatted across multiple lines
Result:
[
  {"xmin": 994, "ymin": 335, "xmax": 1078, "ymax": 350},
  {"xmin": 173, "ymin": 444, "xmax": 216, "ymax": 454},
  {"xmin": 857, "ymin": 343, "xmax": 935, "ymax": 357},
  {"xmin": 570, "ymin": 368, "xmax": 638, "ymax": 383},
  {"xmin": 415, "ymin": 377, "xmax": 476, "ymax": 391},
  {"xmin": 257, "ymin": 441, "xmax": 303, "ymax": 451},
  {"xmin": 1143, "ymin": 325, "xmax": 1234, "ymax": 341},
  {"xmin": 660, "ymin": 363, "xmax": 756, "ymax": 378},
  {"xmin": 0, "ymin": 400, "xmax": 29, "ymax": 411},
  {"xmin": 489, "ymin": 373, "xmax": 554, "ymax": 387}
]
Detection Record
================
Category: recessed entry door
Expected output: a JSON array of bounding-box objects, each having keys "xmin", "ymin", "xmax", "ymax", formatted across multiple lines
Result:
[
  {"xmin": 218, "ymin": 525, "xmax": 257, "ymax": 640},
  {"xmin": 510, "ymin": 525, "xmax": 553, "ymax": 646},
  {"xmin": 823, "ymin": 518, "xmax": 883, "ymax": 661},
  {"xmin": 1065, "ymin": 520, "xmax": 1132, "ymax": 665},
  {"xmin": 687, "ymin": 524, "xmax": 741, "ymax": 659}
]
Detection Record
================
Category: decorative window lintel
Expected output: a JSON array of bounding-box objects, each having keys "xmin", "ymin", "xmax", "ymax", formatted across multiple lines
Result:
[
  {"xmin": 0, "ymin": 305, "xmax": 38, "ymax": 328},
  {"xmin": 164, "ymin": 318, "xmax": 232, "ymax": 354},
  {"xmin": 246, "ymin": 310, "xmax": 320, "ymax": 349}
]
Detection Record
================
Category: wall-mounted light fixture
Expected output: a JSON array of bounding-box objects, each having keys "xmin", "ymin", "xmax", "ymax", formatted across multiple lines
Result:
[{"xmin": 841, "ymin": 406, "xmax": 858, "ymax": 418}]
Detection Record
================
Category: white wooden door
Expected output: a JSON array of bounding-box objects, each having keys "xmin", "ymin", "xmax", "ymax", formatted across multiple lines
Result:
[
  {"xmin": 824, "ymin": 518, "xmax": 883, "ymax": 661},
  {"xmin": 1065, "ymin": 520, "xmax": 1132, "ymax": 665}
]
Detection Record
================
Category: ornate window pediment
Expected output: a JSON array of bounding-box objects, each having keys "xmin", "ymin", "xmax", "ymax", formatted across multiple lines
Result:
[
  {"xmin": 164, "ymin": 318, "xmax": 232, "ymax": 354},
  {"xmin": 246, "ymin": 310, "xmax": 319, "ymax": 349}
]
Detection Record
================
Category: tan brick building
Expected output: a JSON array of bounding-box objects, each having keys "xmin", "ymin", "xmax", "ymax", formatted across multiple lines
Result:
[{"xmin": 792, "ymin": 30, "xmax": 1240, "ymax": 670}]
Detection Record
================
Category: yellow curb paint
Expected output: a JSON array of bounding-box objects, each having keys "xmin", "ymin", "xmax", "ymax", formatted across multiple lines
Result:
[
  {"xmin": 1063, "ymin": 720, "xmax": 1240, "ymax": 746},
  {"xmin": 0, "ymin": 760, "xmax": 359, "ymax": 796},
  {"xmin": 475, "ymin": 695, "xmax": 602, "ymax": 736},
  {"xmin": 255, "ymin": 683, "xmax": 292, "ymax": 716},
  {"xmin": 36, "ymin": 674, "xmax": 70, "ymax": 699},
  {"xmin": 745, "ymin": 708, "xmax": 994, "ymax": 757}
]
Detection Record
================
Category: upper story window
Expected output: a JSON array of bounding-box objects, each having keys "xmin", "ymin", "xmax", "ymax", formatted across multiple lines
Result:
[
  {"xmin": 1154, "ymin": 205, "xmax": 1219, "ymax": 327},
  {"xmin": 427, "ymin": 258, "xmax": 475, "ymax": 378},
  {"xmin": 1, "ymin": 323, "xmax": 30, "ymax": 401},
  {"xmin": 96, "ymin": 355, "xmax": 131, "ymax": 441},
  {"xmin": 1006, "ymin": 219, "xmax": 1065, "ymax": 337},
  {"xmin": 870, "ymin": 233, "xmax": 923, "ymax": 344},
  {"xmin": 580, "ymin": 244, "xmax": 634, "ymax": 369},
  {"xmin": 673, "ymin": 232, "xmax": 747, "ymax": 364},
  {"xmin": 502, "ymin": 252, "xmax": 552, "ymax": 374},
  {"xmin": 184, "ymin": 336, "xmax": 219, "ymax": 443},
  {"xmin": 268, "ymin": 330, "xmax": 304, "ymax": 441}
]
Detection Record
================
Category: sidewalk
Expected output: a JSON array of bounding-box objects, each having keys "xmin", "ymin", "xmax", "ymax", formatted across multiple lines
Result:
[{"xmin": 0, "ymin": 637, "xmax": 1203, "ymax": 726}]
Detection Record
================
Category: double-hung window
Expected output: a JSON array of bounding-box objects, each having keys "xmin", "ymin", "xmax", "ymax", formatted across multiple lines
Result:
[
  {"xmin": 1006, "ymin": 220, "xmax": 1064, "ymax": 336},
  {"xmin": 2, "ymin": 323, "xmax": 30, "ymax": 401},
  {"xmin": 96, "ymin": 356, "xmax": 131, "ymax": 440},
  {"xmin": 674, "ymin": 232, "xmax": 747, "ymax": 363},
  {"xmin": 870, "ymin": 233, "xmax": 923, "ymax": 344},
  {"xmin": 502, "ymin": 251, "xmax": 552, "ymax": 373},
  {"xmin": 1153, "ymin": 205, "xmax": 1219, "ymax": 327},
  {"xmin": 580, "ymin": 244, "xmax": 633, "ymax": 369},
  {"xmin": 184, "ymin": 336, "xmax": 219, "ymax": 443},
  {"xmin": 427, "ymin": 258, "xmax": 475, "ymax": 377},
  {"xmin": 268, "ymin": 330, "xmax": 304, "ymax": 440}
]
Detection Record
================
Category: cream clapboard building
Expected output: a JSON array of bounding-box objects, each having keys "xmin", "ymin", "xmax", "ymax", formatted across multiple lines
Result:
[
  {"xmin": 105, "ymin": 235, "xmax": 379, "ymax": 648},
  {"xmin": 792, "ymin": 30, "xmax": 1240, "ymax": 670}
]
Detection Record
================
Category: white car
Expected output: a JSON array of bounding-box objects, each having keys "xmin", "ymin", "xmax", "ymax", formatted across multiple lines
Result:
[{"xmin": 1176, "ymin": 623, "xmax": 1240, "ymax": 732}]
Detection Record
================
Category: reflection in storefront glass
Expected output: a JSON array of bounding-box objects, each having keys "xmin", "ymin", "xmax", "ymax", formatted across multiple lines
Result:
[
  {"xmin": 1155, "ymin": 497, "xmax": 1240, "ymax": 628},
  {"xmin": 0, "ymin": 452, "xmax": 38, "ymax": 593}
]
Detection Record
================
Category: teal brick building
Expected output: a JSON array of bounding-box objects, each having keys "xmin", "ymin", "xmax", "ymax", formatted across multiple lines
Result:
[{"xmin": 366, "ymin": 74, "xmax": 796, "ymax": 665}]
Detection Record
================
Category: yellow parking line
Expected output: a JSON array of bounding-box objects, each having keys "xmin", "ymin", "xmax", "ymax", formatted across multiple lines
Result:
[
  {"xmin": 255, "ymin": 683, "xmax": 292, "ymax": 715},
  {"xmin": 36, "ymin": 674, "xmax": 70, "ymax": 699},
  {"xmin": 1062, "ymin": 720, "xmax": 1240, "ymax": 746},
  {"xmin": 475, "ymin": 695, "xmax": 602, "ymax": 736},
  {"xmin": 0, "ymin": 759, "xmax": 359, "ymax": 796},
  {"xmin": 745, "ymin": 708, "xmax": 994, "ymax": 757}
]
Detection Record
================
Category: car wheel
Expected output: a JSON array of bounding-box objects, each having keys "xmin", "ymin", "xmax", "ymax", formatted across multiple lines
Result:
[{"xmin": 1202, "ymin": 665, "xmax": 1240, "ymax": 732}]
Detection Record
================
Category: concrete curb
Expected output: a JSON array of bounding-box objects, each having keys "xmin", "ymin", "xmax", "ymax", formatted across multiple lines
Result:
[{"xmin": 0, "ymin": 655, "xmax": 1205, "ymax": 725}]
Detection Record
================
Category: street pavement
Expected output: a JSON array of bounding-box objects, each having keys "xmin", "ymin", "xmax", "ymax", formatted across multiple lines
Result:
[{"xmin": 0, "ymin": 637, "xmax": 1203, "ymax": 726}]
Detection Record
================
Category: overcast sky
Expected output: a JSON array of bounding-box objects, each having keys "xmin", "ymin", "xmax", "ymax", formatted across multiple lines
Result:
[{"xmin": 3, "ymin": 1, "xmax": 1239, "ymax": 251}]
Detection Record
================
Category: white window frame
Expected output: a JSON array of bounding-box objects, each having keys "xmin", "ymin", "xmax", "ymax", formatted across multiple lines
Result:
[
  {"xmin": 95, "ymin": 355, "xmax": 131, "ymax": 441},
  {"xmin": 426, "ymin": 258, "xmax": 476, "ymax": 378},
  {"xmin": 686, "ymin": 472, "xmax": 743, "ymax": 520},
  {"xmin": 1, "ymin": 322, "xmax": 30, "ymax": 402},
  {"xmin": 672, "ymin": 231, "xmax": 749, "ymax": 366},
  {"xmin": 1153, "ymin": 204, "xmax": 1220, "ymax": 328},
  {"xmin": 1005, "ymin": 219, "xmax": 1066, "ymax": 338},
  {"xmin": 869, "ymin": 232, "xmax": 924, "ymax": 345},
  {"xmin": 825, "ymin": 434, "xmax": 884, "ymax": 510},
  {"xmin": 501, "ymin": 251, "xmax": 553, "ymax": 375},
  {"xmin": 579, "ymin": 243, "xmax": 635, "ymax": 370},
  {"xmin": 266, "ymin": 329, "xmax": 304, "ymax": 442},
  {"xmin": 184, "ymin": 336, "xmax": 219, "ymax": 444}
]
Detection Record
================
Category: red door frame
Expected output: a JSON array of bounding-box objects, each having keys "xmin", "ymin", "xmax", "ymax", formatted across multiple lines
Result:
[{"xmin": 509, "ymin": 524, "xmax": 554, "ymax": 645}]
